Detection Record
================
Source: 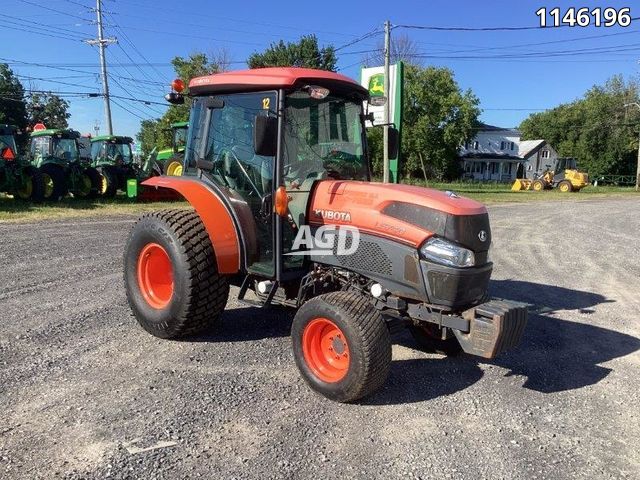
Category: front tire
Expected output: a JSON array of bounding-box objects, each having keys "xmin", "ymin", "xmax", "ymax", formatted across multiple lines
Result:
[
  {"xmin": 124, "ymin": 209, "xmax": 229, "ymax": 339},
  {"xmin": 99, "ymin": 166, "xmax": 118, "ymax": 197},
  {"xmin": 291, "ymin": 291, "xmax": 391, "ymax": 403},
  {"xmin": 40, "ymin": 163, "xmax": 67, "ymax": 201},
  {"xmin": 532, "ymin": 179, "xmax": 545, "ymax": 191}
]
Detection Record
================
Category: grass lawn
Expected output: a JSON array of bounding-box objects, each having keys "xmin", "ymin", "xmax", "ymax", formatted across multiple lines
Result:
[
  {"xmin": 0, "ymin": 183, "xmax": 636, "ymax": 223},
  {"xmin": 408, "ymin": 182, "xmax": 638, "ymax": 204},
  {"xmin": 0, "ymin": 194, "xmax": 188, "ymax": 223}
]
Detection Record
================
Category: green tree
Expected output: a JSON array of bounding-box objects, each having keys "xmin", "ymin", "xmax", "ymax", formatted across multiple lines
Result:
[
  {"xmin": 27, "ymin": 93, "xmax": 70, "ymax": 129},
  {"xmin": 399, "ymin": 65, "xmax": 480, "ymax": 180},
  {"xmin": 248, "ymin": 35, "xmax": 337, "ymax": 71},
  {"xmin": 520, "ymin": 75, "xmax": 639, "ymax": 177},
  {"xmin": 0, "ymin": 63, "xmax": 28, "ymax": 129},
  {"xmin": 136, "ymin": 53, "xmax": 219, "ymax": 156}
]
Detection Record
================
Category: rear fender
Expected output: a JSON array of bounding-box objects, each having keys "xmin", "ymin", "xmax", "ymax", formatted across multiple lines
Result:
[{"xmin": 141, "ymin": 176, "xmax": 241, "ymax": 274}]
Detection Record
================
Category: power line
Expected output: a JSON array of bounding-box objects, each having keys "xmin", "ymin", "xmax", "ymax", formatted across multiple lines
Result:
[
  {"xmin": 2, "ymin": 14, "xmax": 90, "ymax": 39},
  {"xmin": 334, "ymin": 28, "xmax": 382, "ymax": 52},
  {"xmin": 0, "ymin": 21, "xmax": 83, "ymax": 42},
  {"xmin": 15, "ymin": 0, "xmax": 91, "ymax": 22}
]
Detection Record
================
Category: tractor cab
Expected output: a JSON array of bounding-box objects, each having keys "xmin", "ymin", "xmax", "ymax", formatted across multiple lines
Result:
[
  {"xmin": 90, "ymin": 135, "xmax": 134, "ymax": 168},
  {"xmin": 29, "ymin": 129, "xmax": 81, "ymax": 168},
  {"xmin": 157, "ymin": 122, "xmax": 188, "ymax": 176},
  {"xmin": 176, "ymin": 68, "xmax": 372, "ymax": 278},
  {"xmin": 29, "ymin": 128, "xmax": 101, "ymax": 200}
]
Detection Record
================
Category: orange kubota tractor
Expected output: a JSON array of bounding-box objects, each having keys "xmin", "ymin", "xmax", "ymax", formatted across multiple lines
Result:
[{"xmin": 124, "ymin": 68, "xmax": 527, "ymax": 402}]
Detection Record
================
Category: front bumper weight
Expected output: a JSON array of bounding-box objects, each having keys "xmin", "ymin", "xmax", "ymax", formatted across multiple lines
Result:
[{"xmin": 453, "ymin": 299, "xmax": 528, "ymax": 359}]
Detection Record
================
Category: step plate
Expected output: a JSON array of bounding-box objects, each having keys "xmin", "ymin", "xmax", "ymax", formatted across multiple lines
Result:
[{"xmin": 454, "ymin": 300, "xmax": 528, "ymax": 359}]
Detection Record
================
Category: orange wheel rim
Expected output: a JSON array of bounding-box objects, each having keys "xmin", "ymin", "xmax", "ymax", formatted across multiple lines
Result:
[
  {"xmin": 137, "ymin": 243, "xmax": 174, "ymax": 309},
  {"xmin": 302, "ymin": 318, "xmax": 350, "ymax": 383}
]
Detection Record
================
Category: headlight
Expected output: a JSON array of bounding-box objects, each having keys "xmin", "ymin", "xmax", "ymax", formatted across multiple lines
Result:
[{"xmin": 420, "ymin": 237, "xmax": 475, "ymax": 268}]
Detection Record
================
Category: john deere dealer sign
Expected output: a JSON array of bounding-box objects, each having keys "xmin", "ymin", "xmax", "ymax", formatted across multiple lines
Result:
[{"xmin": 361, "ymin": 62, "xmax": 404, "ymax": 183}]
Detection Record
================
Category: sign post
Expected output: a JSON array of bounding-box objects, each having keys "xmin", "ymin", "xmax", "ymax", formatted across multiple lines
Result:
[{"xmin": 361, "ymin": 62, "xmax": 404, "ymax": 183}]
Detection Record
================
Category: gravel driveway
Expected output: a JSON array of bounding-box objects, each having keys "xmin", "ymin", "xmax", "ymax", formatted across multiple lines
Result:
[{"xmin": 1, "ymin": 198, "xmax": 639, "ymax": 479}]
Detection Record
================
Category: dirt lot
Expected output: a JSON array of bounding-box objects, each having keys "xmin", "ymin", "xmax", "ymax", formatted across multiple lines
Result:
[{"xmin": 1, "ymin": 198, "xmax": 639, "ymax": 479}]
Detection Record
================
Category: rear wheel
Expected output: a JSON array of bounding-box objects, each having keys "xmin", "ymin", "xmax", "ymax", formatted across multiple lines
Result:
[
  {"xmin": 558, "ymin": 180, "xmax": 573, "ymax": 192},
  {"xmin": 124, "ymin": 209, "xmax": 229, "ymax": 339},
  {"xmin": 40, "ymin": 163, "xmax": 67, "ymax": 201},
  {"xmin": 291, "ymin": 291, "xmax": 391, "ymax": 402},
  {"xmin": 532, "ymin": 179, "xmax": 545, "ymax": 191},
  {"xmin": 409, "ymin": 323, "xmax": 462, "ymax": 356}
]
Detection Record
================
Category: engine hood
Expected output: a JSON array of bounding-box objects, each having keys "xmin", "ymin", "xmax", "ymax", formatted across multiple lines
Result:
[{"xmin": 308, "ymin": 180, "xmax": 491, "ymax": 250}]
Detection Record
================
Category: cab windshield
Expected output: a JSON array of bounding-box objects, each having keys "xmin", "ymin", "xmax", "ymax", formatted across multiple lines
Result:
[
  {"xmin": 283, "ymin": 91, "xmax": 368, "ymax": 184},
  {"xmin": 92, "ymin": 141, "xmax": 132, "ymax": 163},
  {"xmin": 174, "ymin": 127, "xmax": 187, "ymax": 150},
  {"xmin": 53, "ymin": 137, "xmax": 79, "ymax": 162}
]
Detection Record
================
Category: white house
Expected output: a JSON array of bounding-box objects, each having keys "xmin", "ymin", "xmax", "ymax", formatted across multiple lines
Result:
[{"xmin": 459, "ymin": 124, "xmax": 558, "ymax": 181}]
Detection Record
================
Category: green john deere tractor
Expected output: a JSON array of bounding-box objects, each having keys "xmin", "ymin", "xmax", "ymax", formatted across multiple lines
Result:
[
  {"xmin": 0, "ymin": 124, "xmax": 45, "ymax": 201},
  {"xmin": 156, "ymin": 121, "xmax": 187, "ymax": 176},
  {"xmin": 90, "ymin": 135, "xmax": 137, "ymax": 197},
  {"xmin": 29, "ymin": 128, "xmax": 102, "ymax": 201}
]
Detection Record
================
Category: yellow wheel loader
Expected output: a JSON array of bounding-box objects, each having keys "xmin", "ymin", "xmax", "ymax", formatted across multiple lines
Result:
[{"xmin": 512, "ymin": 158, "xmax": 588, "ymax": 192}]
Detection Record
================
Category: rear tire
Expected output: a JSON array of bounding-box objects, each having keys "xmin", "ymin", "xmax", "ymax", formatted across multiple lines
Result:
[
  {"xmin": 40, "ymin": 163, "xmax": 67, "ymax": 201},
  {"xmin": 409, "ymin": 323, "xmax": 462, "ymax": 356},
  {"xmin": 291, "ymin": 291, "xmax": 391, "ymax": 403},
  {"xmin": 124, "ymin": 209, "xmax": 229, "ymax": 339}
]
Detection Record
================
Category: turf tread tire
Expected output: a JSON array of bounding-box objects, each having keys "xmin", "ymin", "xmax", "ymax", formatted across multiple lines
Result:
[
  {"xmin": 292, "ymin": 291, "xmax": 391, "ymax": 402},
  {"xmin": 124, "ymin": 208, "xmax": 229, "ymax": 339}
]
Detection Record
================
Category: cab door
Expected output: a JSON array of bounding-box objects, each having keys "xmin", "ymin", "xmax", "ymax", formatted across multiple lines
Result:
[{"xmin": 196, "ymin": 91, "xmax": 278, "ymax": 277}]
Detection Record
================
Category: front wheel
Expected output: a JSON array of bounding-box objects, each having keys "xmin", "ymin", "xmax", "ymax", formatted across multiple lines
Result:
[
  {"xmin": 14, "ymin": 167, "xmax": 45, "ymax": 202},
  {"xmin": 73, "ymin": 167, "xmax": 102, "ymax": 198},
  {"xmin": 164, "ymin": 157, "xmax": 183, "ymax": 176},
  {"xmin": 124, "ymin": 209, "xmax": 229, "ymax": 339},
  {"xmin": 40, "ymin": 163, "xmax": 67, "ymax": 201},
  {"xmin": 532, "ymin": 179, "xmax": 546, "ymax": 191},
  {"xmin": 291, "ymin": 291, "xmax": 391, "ymax": 403},
  {"xmin": 99, "ymin": 166, "xmax": 118, "ymax": 197}
]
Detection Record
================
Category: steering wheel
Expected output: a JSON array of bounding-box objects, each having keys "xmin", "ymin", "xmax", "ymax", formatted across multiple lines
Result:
[{"xmin": 217, "ymin": 147, "xmax": 263, "ymax": 198}]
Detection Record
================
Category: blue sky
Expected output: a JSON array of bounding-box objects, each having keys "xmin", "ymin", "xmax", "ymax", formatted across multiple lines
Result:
[{"xmin": 1, "ymin": 0, "xmax": 638, "ymax": 140}]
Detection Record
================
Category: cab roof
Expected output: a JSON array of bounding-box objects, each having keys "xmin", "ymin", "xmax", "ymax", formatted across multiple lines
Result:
[
  {"xmin": 31, "ymin": 128, "xmax": 80, "ymax": 138},
  {"xmin": 188, "ymin": 67, "xmax": 368, "ymax": 98},
  {"xmin": 91, "ymin": 135, "xmax": 133, "ymax": 143}
]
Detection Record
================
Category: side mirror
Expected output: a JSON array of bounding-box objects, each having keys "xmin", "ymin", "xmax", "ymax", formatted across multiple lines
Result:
[
  {"xmin": 254, "ymin": 115, "xmax": 277, "ymax": 157},
  {"xmin": 387, "ymin": 127, "xmax": 399, "ymax": 159}
]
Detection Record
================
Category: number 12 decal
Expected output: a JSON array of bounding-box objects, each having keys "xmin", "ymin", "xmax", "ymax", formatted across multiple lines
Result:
[{"xmin": 262, "ymin": 97, "xmax": 270, "ymax": 110}]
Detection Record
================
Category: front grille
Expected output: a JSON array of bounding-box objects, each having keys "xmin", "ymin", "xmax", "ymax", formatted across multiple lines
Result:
[{"xmin": 336, "ymin": 238, "xmax": 393, "ymax": 276}]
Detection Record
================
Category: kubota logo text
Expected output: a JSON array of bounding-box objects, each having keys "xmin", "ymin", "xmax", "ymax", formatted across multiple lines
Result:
[
  {"xmin": 313, "ymin": 209, "xmax": 352, "ymax": 222},
  {"xmin": 286, "ymin": 225, "xmax": 360, "ymax": 256}
]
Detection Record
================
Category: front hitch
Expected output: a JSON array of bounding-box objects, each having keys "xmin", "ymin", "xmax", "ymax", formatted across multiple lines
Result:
[{"xmin": 454, "ymin": 300, "xmax": 528, "ymax": 359}]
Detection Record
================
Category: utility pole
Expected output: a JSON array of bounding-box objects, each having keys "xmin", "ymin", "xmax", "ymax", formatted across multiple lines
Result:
[
  {"xmin": 636, "ymin": 130, "xmax": 640, "ymax": 191},
  {"xmin": 85, "ymin": 0, "xmax": 117, "ymax": 135},
  {"xmin": 383, "ymin": 20, "xmax": 391, "ymax": 183},
  {"xmin": 623, "ymin": 103, "xmax": 640, "ymax": 191}
]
